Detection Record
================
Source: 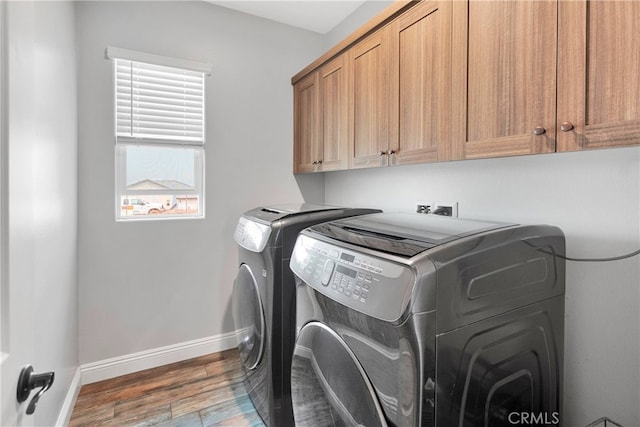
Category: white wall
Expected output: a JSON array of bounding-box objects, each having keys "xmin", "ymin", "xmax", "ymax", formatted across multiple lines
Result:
[
  {"xmin": 5, "ymin": 1, "xmax": 78, "ymax": 425},
  {"xmin": 77, "ymin": 1, "xmax": 325, "ymax": 366},
  {"xmin": 324, "ymin": 148, "xmax": 640, "ymax": 426},
  {"xmin": 323, "ymin": 0, "xmax": 393, "ymax": 50}
]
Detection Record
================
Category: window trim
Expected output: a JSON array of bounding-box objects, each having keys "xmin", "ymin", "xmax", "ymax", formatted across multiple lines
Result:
[
  {"xmin": 105, "ymin": 46, "xmax": 212, "ymax": 76},
  {"xmin": 108, "ymin": 47, "xmax": 211, "ymax": 221}
]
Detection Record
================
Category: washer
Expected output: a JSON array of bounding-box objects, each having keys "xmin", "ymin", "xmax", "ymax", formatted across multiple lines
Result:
[
  {"xmin": 289, "ymin": 213, "xmax": 565, "ymax": 426},
  {"xmin": 231, "ymin": 204, "xmax": 381, "ymax": 427}
]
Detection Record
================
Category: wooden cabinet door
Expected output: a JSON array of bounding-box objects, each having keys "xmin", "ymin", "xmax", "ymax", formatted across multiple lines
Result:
[
  {"xmin": 452, "ymin": 0, "xmax": 558, "ymax": 159},
  {"xmin": 293, "ymin": 71, "xmax": 321, "ymax": 173},
  {"xmin": 319, "ymin": 54, "xmax": 349, "ymax": 171},
  {"xmin": 390, "ymin": 0, "xmax": 452, "ymax": 166},
  {"xmin": 557, "ymin": 1, "xmax": 640, "ymax": 151},
  {"xmin": 351, "ymin": 27, "xmax": 391, "ymax": 169}
]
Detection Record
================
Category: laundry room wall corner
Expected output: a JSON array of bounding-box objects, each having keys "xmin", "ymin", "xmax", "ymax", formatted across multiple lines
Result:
[{"xmin": 77, "ymin": 0, "xmax": 326, "ymax": 369}]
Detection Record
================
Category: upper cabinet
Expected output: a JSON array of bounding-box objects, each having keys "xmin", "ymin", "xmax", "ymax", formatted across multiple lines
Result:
[
  {"xmin": 349, "ymin": 0, "xmax": 455, "ymax": 170},
  {"xmin": 293, "ymin": 71, "xmax": 320, "ymax": 173},
  {"xmin": 293, "ymin": 54, "xmax": 350, "ymax": 173},
  {"xmin": 292, "ymin": 0, "xmax": 639, "ymax": 173},
  {"xmin": 390, "ymin": 0, "xmax": 453, "ymax": 165},
  {"xmin": 319, "ymin": 54, "xmax": 350, "ymax": 171},
  {"xmin": 556, "ymin": 1, "xmax": 640, "ymax": 151},
  {"xmin": 451, "ymin": 0, "xmax": 558, "ymax": 159},
  {"xmin": 351, "ymin": 27, "xmax": 392, "ymax": 169}
]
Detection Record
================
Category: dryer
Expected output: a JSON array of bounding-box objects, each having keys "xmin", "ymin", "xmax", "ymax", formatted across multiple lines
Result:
[
  {"xmin": 231, "ymin": 204, "xmax": 381, "ymax": 427},
  {"xmin": 289, "ymin": 213, "xmax": 565, "ymax": 427}
]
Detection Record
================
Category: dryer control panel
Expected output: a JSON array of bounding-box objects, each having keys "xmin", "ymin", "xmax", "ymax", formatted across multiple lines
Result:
[
  {"xmin": 234, "ymin": 216, "xmax": 272, "ymax": 253},
  {"xmin": 290, "ymin": 233, "xmax": 416, "ymax": 322}
]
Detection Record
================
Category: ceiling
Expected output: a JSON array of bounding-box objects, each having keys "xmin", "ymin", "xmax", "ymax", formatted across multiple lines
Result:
[{"xmin": 205, "ymin": 0, "xmax": 369, "ymax": 34}]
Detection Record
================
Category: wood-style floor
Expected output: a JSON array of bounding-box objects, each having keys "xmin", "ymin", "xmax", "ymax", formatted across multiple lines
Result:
[{"xmin": 69, "ymin": 349, "xmax": 265, "ymax": 427}]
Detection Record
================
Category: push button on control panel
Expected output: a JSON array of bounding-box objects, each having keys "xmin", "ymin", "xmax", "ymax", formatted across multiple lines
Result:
[{"xmin": 321, "ymin": 260, "xmax": 335, "ymax": 286}]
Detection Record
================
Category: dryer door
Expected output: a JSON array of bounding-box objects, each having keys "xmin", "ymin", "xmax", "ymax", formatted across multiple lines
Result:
[
  {"xmin": 291, "ymin": 322, "xmax": 388, "ymax": 427},
  {"xmin": 232, "ymin": 264, "xmax": 266, "ymax": 370}
]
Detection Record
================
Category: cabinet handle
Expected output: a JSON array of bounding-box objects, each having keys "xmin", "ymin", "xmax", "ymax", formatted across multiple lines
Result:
[
  {"xmin": 312, "ymin": 161, "xmax": 318, "ymax": 165},
  {"xmin": 560, "ymin": 121, "xmax": 574, "ymax": 132},
  {"xmin": 380, "ymin": 151, "xmax": 387, "ymax": 156},
  {"xmin": 388, "ymin": 149, "xmax": 396, "ymax": 155},
  {"xmin": 318, "ymin": 160, "xmax": 323, "ymax": 164},
  {"xmin": 533, "ymin": 126, "xmax": 546, "ymax": 136}
]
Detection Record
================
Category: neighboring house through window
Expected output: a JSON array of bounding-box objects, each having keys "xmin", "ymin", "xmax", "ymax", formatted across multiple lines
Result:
[{"xmin": 107, "ymin": 46, "xmax": 211, "ymax": 220}]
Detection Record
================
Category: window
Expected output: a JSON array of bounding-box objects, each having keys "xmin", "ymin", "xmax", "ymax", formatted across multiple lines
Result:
[{"xmin": 107, "ymin": 47, "xmax": 211, "ymax": 220}]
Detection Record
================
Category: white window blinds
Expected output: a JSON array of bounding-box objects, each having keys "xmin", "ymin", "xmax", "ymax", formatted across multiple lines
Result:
[{"xmin": 115, "ymin": 59, "xmax": 205, "ymax": 145}]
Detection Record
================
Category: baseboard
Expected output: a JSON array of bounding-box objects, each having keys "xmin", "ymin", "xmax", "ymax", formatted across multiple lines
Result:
[
  {"xmin": 56, "ymin": 367, "xmax": 81, "ymax": 427},
  {"xmin": 80, "ymin": 332, "xmax": 237, "ymax": 385}
]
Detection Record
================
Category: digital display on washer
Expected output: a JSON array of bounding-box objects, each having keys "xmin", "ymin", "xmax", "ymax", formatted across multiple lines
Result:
[
  {"xmin": 340, "ymin": 253, "xmax": 355, "ymax": 263},
  {"xmin": 336, "ymin": 265, "xmax": 357, "ymax": 278}
]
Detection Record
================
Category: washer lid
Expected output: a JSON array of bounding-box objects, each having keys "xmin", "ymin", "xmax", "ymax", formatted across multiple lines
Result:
[
  {"xmin": 308, "ymin": 213, "xmax": 513, "ymax": 258},
  {"xmin": 235, "ymin": 204, "xmax": 343, "ymax": 251},
  {"xmin": 244, "ymin": 203, "xmax": 344, "ymax": 223}
]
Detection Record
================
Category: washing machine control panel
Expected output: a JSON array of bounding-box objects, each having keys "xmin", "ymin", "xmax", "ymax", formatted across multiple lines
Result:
[{"xmin": 290, "ymin": 233, "xmax": 416, "ymax": 322}]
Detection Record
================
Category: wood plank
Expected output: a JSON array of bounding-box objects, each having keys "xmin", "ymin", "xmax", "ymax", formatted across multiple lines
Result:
[
  {"xmin": 114, "ymin": 366, "xmax": 244, "ymax": 417},
  {"xmin": 206, "ymin": 412, "xmax": 264, "ymax": 427},
  {"xmin": 68, "ymin": 402, "xmax": 115, "ymax": 427},
  {"xmin": 74, "ymin": 366, "xmax": 208, "ymax": 411},
  {"xmin": 107, "ymin": 404, "xmax": 172, "ymax": 427},
  {"xmin": 204, "ymin": 352, "xmax": 241, "ymax": 377},
  {"xmin": 69, "ymin": 349, "xmax": 260, "ymax": 427},
  {"xmin": 78, "ymin": 351, "xmax": 228, "ymax": 397},
  {"xmin": 155, "ymin": 410, "xmax": 204, "ymax": 427},
  {"xmin": 199, "ymin": 393, "xmax": 259, "ymax": 426},
  {"xmin": 170, "ymin": 381, "xmax": 250, "ymax": 419}
]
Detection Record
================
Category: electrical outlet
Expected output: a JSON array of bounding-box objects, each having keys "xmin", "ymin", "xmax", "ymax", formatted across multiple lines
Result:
[
  {"xmin": 416, "ymin": 202, "xmax": 432, "ymax": 214},
  {"xmin": 432, "ymin": 201, "xmax": 458, "ymax": 217}
]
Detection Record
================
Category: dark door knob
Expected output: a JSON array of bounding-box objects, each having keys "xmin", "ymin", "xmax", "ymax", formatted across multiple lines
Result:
[
  {"xmin": 533, "ymin": 126, "xmax": 546, "ymax": 136},
  {"xmin": 17, "ymin": 365, "xmax": 54, "ymax": 415},
  {"xmin": 560, "ymin": 121, "xmax": 574, "ymax": 132}
]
